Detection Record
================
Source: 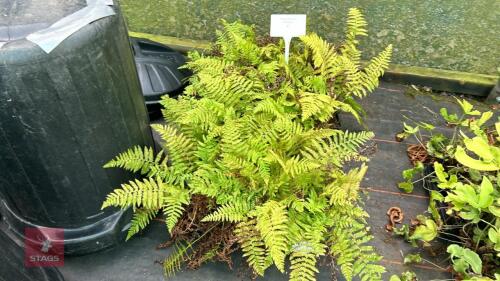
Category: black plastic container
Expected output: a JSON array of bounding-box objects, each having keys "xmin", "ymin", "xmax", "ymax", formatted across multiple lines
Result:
[
  {"xmin": 0, "ymin": 1, "xmax": 152, "ymax": 255},
  {"xmin": 130, "ymin": 37, "xmax": 190, "ymax": 118}
]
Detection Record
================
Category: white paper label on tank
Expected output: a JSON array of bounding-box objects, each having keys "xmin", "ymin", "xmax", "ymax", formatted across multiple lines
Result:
[{"xmin": 270, "ymin": 14, "xmax": 306, "ymax": 64}]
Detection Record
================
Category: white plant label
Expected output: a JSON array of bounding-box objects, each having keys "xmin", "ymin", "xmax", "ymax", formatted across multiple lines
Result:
[{"xmin": 270, "ymin": 14, "xmax": 306, "ymax": 63}]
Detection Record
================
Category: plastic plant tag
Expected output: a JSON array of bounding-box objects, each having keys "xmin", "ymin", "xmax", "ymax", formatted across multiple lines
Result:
[
  {"xmin": 86, "ymin": 0, "xmax": 114, "ymax": 5},
  {"xmin": 270, "ymin": 14, "xmax": 306, "ymax": 63}
]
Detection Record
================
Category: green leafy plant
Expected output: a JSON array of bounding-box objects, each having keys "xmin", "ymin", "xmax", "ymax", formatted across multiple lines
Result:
[
  {"xmin": 396, "ymin": 99, "xmax": 500, "ymax": 279},
  {"xmin": 389, "ymin": 271, "xmax": 417, "ymax": 281},
  {"xmin": 102, "ymin": 8, "xmax": 392, "ymax": 281},
  {"xmin": 447, "ymin": 244, "xmax": 483, "ymax": 278},
  {"xmin": 398, "ymin": 161, "xmax": 424, "ymax": 193},
  {"xmin": 403, "ymin": 253, "xmax": 422, "ymax": 265}
]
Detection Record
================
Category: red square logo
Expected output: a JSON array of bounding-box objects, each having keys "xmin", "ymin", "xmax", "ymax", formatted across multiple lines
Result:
[{"xmin": 24, "ymin": 227, "xmax": 64, "ymax": 267}]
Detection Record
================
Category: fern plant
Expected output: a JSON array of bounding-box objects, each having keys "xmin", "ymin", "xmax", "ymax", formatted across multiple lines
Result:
[{"xmin": 102, "ymin": 8, "xmax": 391, "ymax": 281}]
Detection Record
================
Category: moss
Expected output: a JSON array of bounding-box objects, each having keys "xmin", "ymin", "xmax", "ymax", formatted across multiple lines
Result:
[
  {"xmin": 128, "ymin": 31, "xmax": 210, "ymax": 52},
  {"xmin": 387, "ymin": 64, "xmax": 498, "ymax": 87}
]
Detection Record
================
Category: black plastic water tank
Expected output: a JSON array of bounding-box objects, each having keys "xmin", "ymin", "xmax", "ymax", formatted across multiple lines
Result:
[{"xmin": 0, "ymin": 1, "xmax": 153, "ymax": 255}]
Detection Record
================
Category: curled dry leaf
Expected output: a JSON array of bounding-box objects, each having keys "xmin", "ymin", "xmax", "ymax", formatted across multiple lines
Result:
[{"xmin": 386, "ymin": 207, "xmax": 404, "ymax": 231}]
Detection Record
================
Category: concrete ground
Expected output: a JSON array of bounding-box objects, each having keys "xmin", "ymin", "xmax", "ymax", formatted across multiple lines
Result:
[{"xmin": 57, "ymin": 82, "xmax": 495, "ymax": 280}]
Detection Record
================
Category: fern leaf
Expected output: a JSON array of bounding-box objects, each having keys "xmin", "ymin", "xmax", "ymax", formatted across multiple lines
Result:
[
  {"xmin": 300, "ymin": 33, "xmax": 337, "ymax": 76},
  {"xmin": 342, "ymin": 7, "xmax": 367, "ymax": 62},
  {"xmin": 178, "ymin": 98, "xmax": 226, "ymax": 131},
  {"xmin": 329, "ymin": 208, "xmax": 384, "ymax": 281},
  {"xmin": 289, "ymin": 250, "xmax": 318, "ymax": 281},
  {"xmin": 326, "ymin": 164, "xmax": 368, "ymax": 206},
  {"xmin": 104, "ymin": 146, "xmax": 168, "ymax": 177},
  {"xmin": 184, "ymin": 56, "xmax": 233, "ymax": 73},
  {"xmin": 162, "ymin": 187, "xmax": 190, "ymax": 233},
  {"xmin": 216, "ymin": 20, "xmax": 261, "ymax": 65},
  {"xmin": 201, "ymin": 201, "xmax": 252, "ymax": 223},
  {"xmin": 301, "ymin": 131, "xmax": 373, "ymax": 167},
  {"xmin": 255, "ymin": 201, "xmax": 289, "ymax": 272},
  {"xmin": 299, "ymin": 93, "xmax": 340, "ymax": 122},
  {"xmin": 235, "ymin": 218, "xmax": 272, "ymax": 276},
  {"xmin": 160, "ymin": 96, "xmax": 196, "ymax": 124},
  {"xmin": 163, "ymin": 241, "xmax": 192, "ymax": 278},
  {"xmin": 101, "ymin": 177, "xmax": 167, "ymax": 210},
  {"xmin": 151, "ymin": 123, "xmax": 196, "ymax": 173},
  {"xmin": 360, "ymin": 44, "xmax": 393, "ymax": 95},
  {"xmin": 220, "ymin": 119, "xmax": 249, "ymax": 156},
  {"xmin": 330, "ymin": 131, "xmax": 374, "ymax": 156},
  {"xmin": 253, "ymin": 98, "xmax": 286, "ymax": 118},
  {"xmin": 126, "ymin": 209, "xmax": 158, "ymax": 240}
]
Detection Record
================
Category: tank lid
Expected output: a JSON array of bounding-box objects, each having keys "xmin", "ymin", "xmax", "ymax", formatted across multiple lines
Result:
[{"xmin": 0, "ymin": 0, "xmax": 87, "ymax": 42}]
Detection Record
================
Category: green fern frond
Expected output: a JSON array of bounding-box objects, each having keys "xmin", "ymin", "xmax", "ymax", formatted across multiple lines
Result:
[
  {"xmin": 190, "ymin": 166, "xmax": 246, "ymax": 204},
  {"xmin": 360, "ymin": 44, "xmax": 393, "ymax": 94},
  {"xmin": 160, "ymin": 96, "xmax": 196, "ymax": 122},
  {"xmin": 300, "ymin": 33, "xmax": 337, "ymax": 76},
  {"xmin": 163, "ymin": 241, "xmax": 192, "ymax": 278},
  {"xmin": 267, "ymin": 151, "xmax": 320, "ymax": 178},
  {"xmin": 195, "ymin": 72, "xmax": 261, "ymax": 108},
  {"xmin": 343, "ymin": 57, "xmax": 366, "ymax": 98},
  {"xmin": 299, "ymin": 128, "xmax": 340, "ymax": 144},
  {"xmin": 299, "ymin": 92, "xmax": 327, "ymax": 121},
  {"xmin": 184, "ymin": 55, "xmax": 233, "ymax": 73},
  {"xmin": 101, "ymin": 177, "xmax": 167, "ymax": 210},
  {"xmin": 126, "ymin": 209, "xmax": 158, "ymax": 240},
  {"xmin": 178, "ymin": 98, "xmax": 226, "ymax": 131},
  {"xmin": 329, "ymin": 209, "xmax": 384, "ymax": 281},
  {"xmin": 325, "ymin": 164, "xmax": 367, "ymax": 206},
  {"xmin": 189, "ymin": 166, "xmax": 222, "ymax": 199},
  {"xmin": 342, "ymin": 7, "xmax": 368, "ymax": 62},
  {"xmin": 201, "ymin": 200, "xmax": 252, "ymax": 223},
  {"xmin": 104, "ymin": 146, "xmax": 168, "ymax": 177},
  {"xmin": 235, "ymin": 218, "xmax": 272, "ymax": 276},
  {"xmin": 220, "ymin": 119, "xmax": 249, "ymax": 156},
  {"xmin": 299, "ymin": 93, "xmax": 360, "ymax": 122},
  {"xmin": 301, "ymin": 131, "xmax": 373, "ymax": 167},
  {"xmin": 255, "ymin": 201, "xmax": 289, "ymax": 272},
  {"xmin": 257, "ymin": 61, "xmax": 279, "ymax": 82},
  {"xmin": 253, "ymin": 98, "xmax": 286, "ymax": 118},
  {"xmin": 287, "ymin": 215, "xmax": 327, "ymax": 281},
  {"xmin": 330, "ymin": 131, "xmax": 374, "ymax": 155},
  {"xmin": 162, "ymin": 187, "xmax": 190, "ymax": 233},
  {"xmin": 289, "ymin": 250, "xmax": 319, "ymax": 281},
  {"xmin": 216, "ymin": 20, "xmax": 261, "ymax": 65},
  {"xmin": 151, "ymin": 123, "xmax": 196, "ymax": 173},
  {"xmin": 345, "ymin": 8, "xmax": 368, "ymax": 38},
  {"xmin": 286, "ymin": 157, "xmax": 321, "ymax": 178},
  {"xmin": 195, "ymin": 136, "xmax": 219, "ymax": 164}
]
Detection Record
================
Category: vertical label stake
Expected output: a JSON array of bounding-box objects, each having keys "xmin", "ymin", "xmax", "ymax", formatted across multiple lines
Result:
[{"xmin": 270, "ymin": 14, "xmax": 306, "ymax": 64}]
